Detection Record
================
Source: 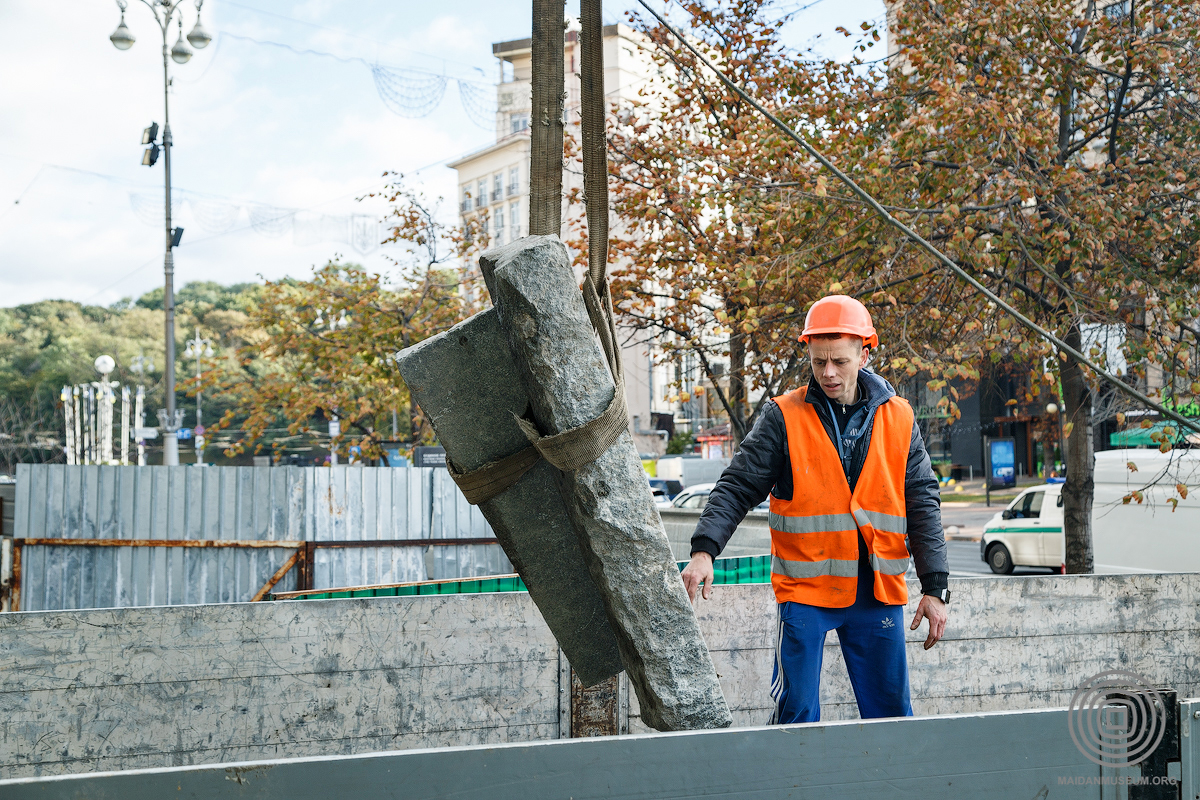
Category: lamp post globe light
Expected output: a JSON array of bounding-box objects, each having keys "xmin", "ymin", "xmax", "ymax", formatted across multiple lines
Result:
[
  {"xmin": 182, "ymin": 328, "xmax": 214, "ymax": 464},
  {"xmin": 108, "ymin": 0, "xmax": 209, "ymax": 465},
  {"xmin": 1045, "ymin": 402, "xmax": 1065, "ymax": 475}
]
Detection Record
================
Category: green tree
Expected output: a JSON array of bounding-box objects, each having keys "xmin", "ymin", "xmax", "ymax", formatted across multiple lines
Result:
[
  {"xmin": 203, "ymin": 182, "xmax": 476, "ymax": 463},
  {"xmin": 0, "ymin": 282, "xmax": 263, "ymax": 467}
]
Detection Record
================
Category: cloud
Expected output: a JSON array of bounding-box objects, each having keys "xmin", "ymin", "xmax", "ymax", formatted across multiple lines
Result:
[
  {"xmin": 0, "ymin": 0, "xmax": 881, "ymax": 308},
  {"xmin": 0, "ymin": 1, "xmax": 510, "ymax": 308}
]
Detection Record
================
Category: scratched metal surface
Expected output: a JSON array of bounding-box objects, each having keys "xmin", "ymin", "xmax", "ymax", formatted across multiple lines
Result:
[
  {"xmin": 12, "ymin": 464, "xmax": 511, "ymax": 610},
  {"xmin": 0, "ymin": 708, "xmax": 1112, "ymax": 799},
  {"xmin": 1, "ymin": 575, "xmax": 1198, "ymax": 779}
]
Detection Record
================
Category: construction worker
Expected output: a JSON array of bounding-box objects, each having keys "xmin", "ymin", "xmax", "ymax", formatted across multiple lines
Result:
[{"xmin": 681, "ymin": 295, "xmax": 949, "ymax": 723}]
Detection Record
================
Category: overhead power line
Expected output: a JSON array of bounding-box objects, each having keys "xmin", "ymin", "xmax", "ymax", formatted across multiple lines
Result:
[{"xmin": 635, "ymin": 0, "xmax": 1200, "ymax": 438}]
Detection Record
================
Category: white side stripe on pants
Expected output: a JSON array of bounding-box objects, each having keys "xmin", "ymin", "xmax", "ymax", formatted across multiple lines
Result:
[{"xmin": 769, "ymin": 603, "xmax": 785, "ymax": 724}]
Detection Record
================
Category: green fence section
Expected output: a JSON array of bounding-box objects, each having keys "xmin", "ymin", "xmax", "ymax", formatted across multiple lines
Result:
[
  {"xmin": 270, "ymin": 554, "xmax": 772, "ymax": 602},
  {"xmin": 705, "ymin": 554, "xmax": 772, "ymax": 585}
]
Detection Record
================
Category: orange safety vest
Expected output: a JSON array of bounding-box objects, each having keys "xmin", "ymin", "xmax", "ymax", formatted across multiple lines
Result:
[{"xmin": 769, "ymin": 386, "xmax": 914, "ymax": 608}]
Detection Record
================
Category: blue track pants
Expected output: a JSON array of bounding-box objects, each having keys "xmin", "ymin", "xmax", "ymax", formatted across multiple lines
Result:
[{"xmin": 769, "ymin": 565, "xmax": 913, "ymax": 724}]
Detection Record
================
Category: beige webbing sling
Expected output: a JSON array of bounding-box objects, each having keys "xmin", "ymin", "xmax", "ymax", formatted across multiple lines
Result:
[{"xmin": 449, "ymin": 0, "xmax": 627, "ymax": 504}]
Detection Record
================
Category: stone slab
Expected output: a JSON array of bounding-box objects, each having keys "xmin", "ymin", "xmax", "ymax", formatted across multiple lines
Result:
[
  {"xmin": 484, "ymin": 236, "xmax": 732, "ymax": 731},
  {"xmin": 395, "ymin": 308, "xmax": 623, "ymax": 687}
]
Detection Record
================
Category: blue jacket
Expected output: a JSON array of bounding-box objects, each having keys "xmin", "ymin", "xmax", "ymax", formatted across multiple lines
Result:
[{"xmin": 691, "ymin": 369, "xmax": 949, "ymax": 595}]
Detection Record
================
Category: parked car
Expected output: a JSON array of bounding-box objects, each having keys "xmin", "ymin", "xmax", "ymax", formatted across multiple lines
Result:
[
  {"xmin": 648, "ymin": 478, "xmax": 684, "ymax": 500},
  {"xmin": 671, "ymin": 482, "xmax": 716, "ymax": 510},
  {"xmin": 980, "ymin": 448, "xmax": 1200, "ymax": 575},
  {"xmin": 980, "ymin": 484, "xmax": 1064, "ymax": 574}
]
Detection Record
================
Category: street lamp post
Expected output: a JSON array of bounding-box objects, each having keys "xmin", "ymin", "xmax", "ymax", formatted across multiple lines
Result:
[
  {"xmin": 130, "ymin": 354, "xmax": 154, "ymax": 465},
  {"xmin": 183, "ymin": 328, "xmax": 214, "ymax": 463},
  {"xmin": 108, "ymin": 0, "xmax": 210, "ymax": 465},
  {"xmin": 313, "ymin": 307, "xmax": 348, "ymax": 467},
  {"xmin": 1046, "ymin": 402, "xmax": 1065, "ymax": 476}
]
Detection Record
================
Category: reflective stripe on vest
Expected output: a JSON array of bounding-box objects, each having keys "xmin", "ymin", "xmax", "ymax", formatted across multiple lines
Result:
[
  {"xmin": 767, "ymin": 511, "xmax": 856, "ymax": 534},
  {"xmin": 853, "ymin": 508, "xmax": 908, "ymax": 536},
  {"xmin": 769, "ymin": 385, "xmax": 915, "ymax": 608},
  {"xmin": 771, "ymin": 552, "xmax": 911, "ymax": 579}
]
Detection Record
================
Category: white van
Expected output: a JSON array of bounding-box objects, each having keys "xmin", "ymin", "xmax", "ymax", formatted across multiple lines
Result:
[
  {"xmin": 979, "ymin": 483, "xmax": 1065, "ymax": 573},
  {"xmin": 980, "ymin": 448, "xmax": 1200, "ymax": 574},
  {"xmin": 656, "ymin": 457, "xmax": 731, "ymax": 488}
]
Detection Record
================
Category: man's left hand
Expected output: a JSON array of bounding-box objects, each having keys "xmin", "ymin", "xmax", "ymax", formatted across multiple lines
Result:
[{"xmin": 910, "ymin": 595, "xmax": 948, "ymax": 650}]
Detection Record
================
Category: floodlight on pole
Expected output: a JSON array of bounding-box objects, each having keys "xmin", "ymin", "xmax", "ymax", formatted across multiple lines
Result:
[{"xmin": 141, "ymin": 122, "xmax": 159, "ymax": 145}]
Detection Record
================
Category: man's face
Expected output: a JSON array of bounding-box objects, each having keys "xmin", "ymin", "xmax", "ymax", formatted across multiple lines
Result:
[{"xmin": 808, "ymin": 335, "xmax": 868, "ymax": 405}]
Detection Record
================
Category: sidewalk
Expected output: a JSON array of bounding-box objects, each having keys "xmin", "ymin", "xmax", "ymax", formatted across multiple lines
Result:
[{"xmin": 937, "ymin": 475, "xmax": 1044, "ymax": 506}]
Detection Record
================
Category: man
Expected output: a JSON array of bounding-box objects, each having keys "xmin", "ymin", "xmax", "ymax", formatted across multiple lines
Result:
[{"xmin": 681, "ymin": 294, "xmax": 949, "ymax": 724}]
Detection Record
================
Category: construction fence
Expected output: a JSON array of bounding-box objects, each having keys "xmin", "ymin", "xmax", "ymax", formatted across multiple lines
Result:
[{"xmin": 4, "ymin": 464, "xmax": 511, "ymax": 612}]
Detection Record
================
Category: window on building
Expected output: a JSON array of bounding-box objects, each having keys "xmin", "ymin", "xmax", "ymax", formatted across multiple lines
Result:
[
  {"xmin": 510, "ymin": 201, "xmax": 520, "ymax": 238},
  {"xmin": 510, "ymin": 113, "xmax": 530, "ymax": 134},
  {"xmin": 492, "ymin": 174, "xmax": 502, "ymax": 203},
  {"xmin": 1101, "ymin": 0, "xmax": 1130, "ymax": 19},
  {"xmin": 461, "ymin": 186, "xmax": 471, "ymax": 213},
  {"xmin": 476, "ymin": 180, "xmax": 487, "ymax": 210},
  {"xmin": 494, "ymin": 205, "xmax": 505, "ymax": 244},
  {"xmin": 480, "ymin": 211, "xmax": 489, "ymax": 239},
  {"xmin": 508, "ymin": 166, "xmax": 520, "ymax": 196}
]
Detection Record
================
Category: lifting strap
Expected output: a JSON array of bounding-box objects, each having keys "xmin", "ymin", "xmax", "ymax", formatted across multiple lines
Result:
[
  {"xmin": 513, "ymin": 0, "xmax": 628, "ymax": 474},
  {"xmin": 448, "ymin": 0, "xmax": 627, "ymax": 503}
]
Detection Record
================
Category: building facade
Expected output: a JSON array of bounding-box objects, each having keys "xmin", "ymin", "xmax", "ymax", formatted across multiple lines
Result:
[{"xmin": 450, "ymin": 21, "xmax": 696, "ymax": 456}]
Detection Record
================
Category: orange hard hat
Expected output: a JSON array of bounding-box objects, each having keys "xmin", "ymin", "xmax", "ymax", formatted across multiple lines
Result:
[{"xmin": 800, "ymin": 295, "xmax": 879, "ymax": 349}]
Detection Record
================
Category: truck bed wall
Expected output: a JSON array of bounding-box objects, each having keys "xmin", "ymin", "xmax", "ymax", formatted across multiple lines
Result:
[{"xmin": 2, "ymin": 572, "xmax": 1198, "ymax": 779}]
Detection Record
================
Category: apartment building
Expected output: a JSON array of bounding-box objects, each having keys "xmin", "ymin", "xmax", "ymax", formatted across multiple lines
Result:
[{"xmin": 449, "ymin": 21, "xmax": 703, "ymax": 455}]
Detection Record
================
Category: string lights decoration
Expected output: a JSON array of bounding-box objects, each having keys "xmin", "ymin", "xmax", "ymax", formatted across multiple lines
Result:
[
  {"xmin": 369, "ymin": 65, "xmax": 448, "ymax": 118},
  {"xmin": 126, "ymin": 192, "xmax": 386, "ymax": 255},
  {"xmin": 201, "ymin": 32, "xmax": 499, "ymax": 129}
]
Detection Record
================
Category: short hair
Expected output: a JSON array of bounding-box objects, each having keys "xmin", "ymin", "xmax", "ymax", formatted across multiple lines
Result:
[{"xmin": 807, "ymin": 332, "xmax": 866, "ymax": 349}]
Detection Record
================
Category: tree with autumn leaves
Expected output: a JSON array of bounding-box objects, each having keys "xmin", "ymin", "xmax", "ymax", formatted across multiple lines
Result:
[
  {"xmin": 608, "ymin": 0, "xmax": 1200, "ymax": 572},
  {"xmin": 200, "ymin": 180, "xmax": 481, "ymax": 463}
]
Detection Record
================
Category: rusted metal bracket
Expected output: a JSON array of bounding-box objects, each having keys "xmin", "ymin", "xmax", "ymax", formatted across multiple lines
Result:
[
  {"xmin": 250, "ymin": 548, "xmax": 303, "ymax": 602},
  {"xmin": 5, "ymin": 537, "xmax": 503, "ymax": 609},
  {"xmin": 571, "ymin": 671, "xmax": 620, "ymax": 738}
]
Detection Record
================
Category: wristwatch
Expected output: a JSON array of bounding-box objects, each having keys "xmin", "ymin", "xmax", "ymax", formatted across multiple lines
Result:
[{"xmin": 926, "ymin": 589, "xmax": 951, "ymax": 604}]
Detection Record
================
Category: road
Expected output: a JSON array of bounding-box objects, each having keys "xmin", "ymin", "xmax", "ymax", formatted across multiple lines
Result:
[
  {"xmin": 943, "ymin": 540, "xmax": 1058, "ymax": 577},
  {"xmin": 939, "ymin": 502, "xmax": 1001, "ymax": 538},
  {"xmin": 937, "ymin": 501, "xmax": 1058, "ymax": 577}
]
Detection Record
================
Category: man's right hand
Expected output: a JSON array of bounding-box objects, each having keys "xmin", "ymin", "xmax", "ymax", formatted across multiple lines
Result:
[{"xmin": 681, "ymin": 552, "xmax": 715, "ymax": 603}]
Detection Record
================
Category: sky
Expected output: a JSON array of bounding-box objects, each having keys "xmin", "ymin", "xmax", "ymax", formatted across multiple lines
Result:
[{"xmin": 0, "ymin": 0, "xmax": 885, "ymax": 308}]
